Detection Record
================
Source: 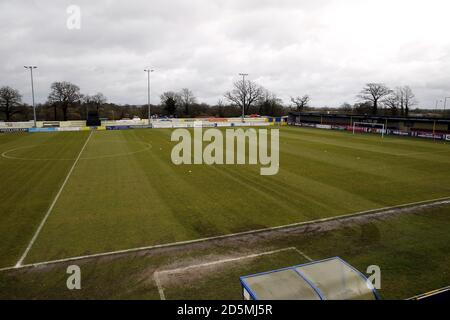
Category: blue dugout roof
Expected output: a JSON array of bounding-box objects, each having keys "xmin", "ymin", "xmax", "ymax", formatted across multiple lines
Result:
[{"xmin": 240, "ymin": 257, "xmax": 380, "ymax": 300}]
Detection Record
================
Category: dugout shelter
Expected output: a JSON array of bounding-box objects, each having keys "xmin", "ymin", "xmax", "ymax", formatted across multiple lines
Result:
[{"xmin": 240, "ymin": 257, "xmax": 380, "ymax": 300}]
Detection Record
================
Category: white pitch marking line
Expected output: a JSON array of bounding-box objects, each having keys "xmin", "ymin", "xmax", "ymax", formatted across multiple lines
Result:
[
  {"xmin": 14, "ymin": 131, "xmax": 93, "ymax": 268},
  {"xmin": 153, "ymin": 272, "xmax": 166, "ymax": 301},
  {"xmin": 1, "ymin": 196, "xmax": 449, "ymax": 272},
  {"xmin": 393, "ymin": 149, "xmax": 450, "ymax": 157},
  {"xmin": 158, "ymin": 247, "xmax": 297, "ymax": 275},
  {"xmin": 153, "ymin": 247, "xmax": 300, "ymax": 300},
  {"xmin": 293, "ymin": 248, "xmax": 313, "ymax": 262}
]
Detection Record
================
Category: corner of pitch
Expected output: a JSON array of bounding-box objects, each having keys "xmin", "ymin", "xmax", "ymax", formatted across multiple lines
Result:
[{"xmin": 170, "ymin": 122, "xmax": 279, "ymax": 176}]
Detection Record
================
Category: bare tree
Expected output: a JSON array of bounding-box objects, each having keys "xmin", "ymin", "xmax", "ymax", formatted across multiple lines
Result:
[
  {"xmin": 339, "ymin": 102, "xmax": 353, "ymax": 114},
  {"xmin": 0, "ymin": 86, "xmax": 22, "ymax": 121},
  {"xmin": 259, "ymin": 90, "xmax": 283, "ymax": 116},
  {"xmin": 384, "ymin": 92, "xmax": 400, "ymax": 115},
  {"xmin": 358, "ymin": 83, "xmax": 392, "ymax": 115},
  {"xmin": 48, "ymin": 81, "xmax": 82, "ymax": 120},
  {"xmin": 178, "ymin": 88, "xmax": 196, "ymax": 116},
  {"xmin": 215, "ymin": 99, "xmax": 225, "ymax": 117},
  {"xmin": 385, "ymin": 86, "xmax": 416, "ymax": 116},
  {"xmin": 353, "ymin": 102, "xmax": 373, "ymax": 115},
  {"xmin": 224, "ymin": 79, "xmax": 264, "ymax": 116},
  {"xmin": 401, "ymin": 86, "xmax": 416, "ymax": 116},
  {"xmin": 291, "ymin": 95, "xmax": 310, "ymax": 112},
  {"xmin": 160, "ymin": 91, "xmax": 180, "ymax": 115},
  {"xmin": 84, "ymin": 93, "xmax": 107, "ymax": 112}
]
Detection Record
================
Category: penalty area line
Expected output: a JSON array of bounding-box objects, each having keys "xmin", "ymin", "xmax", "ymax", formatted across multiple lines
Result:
[
  {"xmin": 153, "ymin": 247, "xmax": 302, "ymax": 300},
  {"xmin": 14, "ymin": 131, "xmax": 93, "ymax": 268},
  {"xmin": 153, "ymin": 272, "xmax": 166, "ymax": 301},
  {"xmin": 293, "ymin": 248, "xmax": 313, "ymax": 262},
  {"xmin": 157, "ymin": 247, "xmax": 299, "ymax": 275}
]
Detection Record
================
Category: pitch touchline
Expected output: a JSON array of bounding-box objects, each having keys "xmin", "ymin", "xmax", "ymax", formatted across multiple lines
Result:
[
  {"xmin": 1, "ymin": 195, "xmax": 449, "ymax": 272},
  {"xmin": 14, "ymin": 131, "xmax": 93, "ymax": 268}
]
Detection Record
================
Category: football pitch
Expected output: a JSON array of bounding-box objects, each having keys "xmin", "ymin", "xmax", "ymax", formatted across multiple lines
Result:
[{"xmin": 1, "ymin": 126, "xmax": 449, "ymax": 270}]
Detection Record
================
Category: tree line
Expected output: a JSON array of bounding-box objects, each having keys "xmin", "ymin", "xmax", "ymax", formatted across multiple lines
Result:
[
  {"xmin": 0, "ymin": 80, "xmax": 443, "ymax": 122},
  {"xmin": 0, "ymin": 79, "xmax": 287, "ymax": 121}
]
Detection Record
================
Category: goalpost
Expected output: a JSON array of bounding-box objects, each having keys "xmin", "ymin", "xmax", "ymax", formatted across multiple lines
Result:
[{"xmin": 352, "ymin": 122, "xmax": 386, "ymax": 138}]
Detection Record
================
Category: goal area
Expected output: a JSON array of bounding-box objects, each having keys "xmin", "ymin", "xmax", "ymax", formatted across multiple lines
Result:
[{"xmin": 352, "ymin": 122, "xmax": 386, "ymax": 138}]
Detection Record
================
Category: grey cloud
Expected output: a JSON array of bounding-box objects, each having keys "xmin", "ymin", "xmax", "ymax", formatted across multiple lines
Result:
[{"xmin": 1, "ymin": 0, "xmax": 450, "ymax": 108}]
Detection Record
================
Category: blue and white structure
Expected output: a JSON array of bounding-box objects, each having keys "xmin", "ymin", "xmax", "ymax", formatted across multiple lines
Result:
[{"xmin": 240, "ymin": 257, "xmax": 380, "ymax": 300}]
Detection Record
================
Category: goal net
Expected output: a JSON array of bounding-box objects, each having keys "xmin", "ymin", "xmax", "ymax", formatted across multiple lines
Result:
[{"xmin": 352, "ymin": 122, "xmax": 386, "ymax": 138}]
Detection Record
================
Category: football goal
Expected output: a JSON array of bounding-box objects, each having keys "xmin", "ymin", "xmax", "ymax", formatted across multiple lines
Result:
[{"xmin": 352, "ymin": 122, "xmax": 386, "ymax": 138}]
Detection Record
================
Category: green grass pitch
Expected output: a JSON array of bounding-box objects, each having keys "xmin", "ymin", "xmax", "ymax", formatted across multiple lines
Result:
[
  {"xmin": 1, "ymin": 204, "xmax": 449, "ymax": 299},
  {"xmin": 0, "ymin": 126, "xmax": 449, "ymax": 268}
]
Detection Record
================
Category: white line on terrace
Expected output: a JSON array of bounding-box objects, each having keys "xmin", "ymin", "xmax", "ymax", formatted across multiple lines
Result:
[
  {"xmin": 14, "ymin": 131, "xmax": 93, "ymax": 268},
  {"xmin": 153, "ymin": 247, "xmax": 302, "ymax": 300},
  {"xmin": 0, "ymin": 195, "xmax": 449, "ymax": 272}
]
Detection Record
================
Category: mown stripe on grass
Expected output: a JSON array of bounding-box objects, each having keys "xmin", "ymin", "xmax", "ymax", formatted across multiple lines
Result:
[{"xmin": 15, "ymin": 131, "xmax": 93, "ymax": 267}]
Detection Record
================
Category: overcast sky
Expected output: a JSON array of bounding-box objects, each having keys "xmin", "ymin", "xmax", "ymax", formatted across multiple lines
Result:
[{"xmin": 1, "ymin": 0, "xmax": 450, "ymax": 108}]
